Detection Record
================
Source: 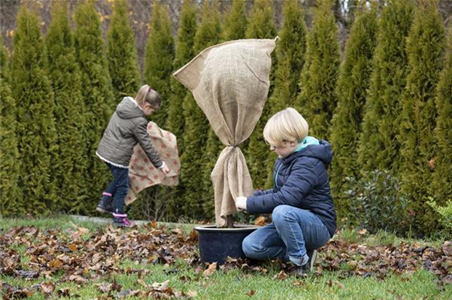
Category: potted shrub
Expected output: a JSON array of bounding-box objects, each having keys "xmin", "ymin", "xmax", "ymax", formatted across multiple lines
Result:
[{"xmin": 173, "ymin": 38, "xmax": 277, "ymax": 264}]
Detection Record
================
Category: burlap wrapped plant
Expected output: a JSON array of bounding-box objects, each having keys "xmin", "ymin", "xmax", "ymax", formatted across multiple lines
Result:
[{"xmin": 173, "ymin": 38, "xmax": 276, "ymax": 227}]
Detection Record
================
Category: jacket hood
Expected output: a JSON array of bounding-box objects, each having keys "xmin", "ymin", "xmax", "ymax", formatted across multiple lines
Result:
[
  {"xmin": 116, "ymin": 97, "xmax": 145, "ymax": 119},
  {"xmin": 282, "ymin": 139, "xmax": 333, "ymax": 166}
]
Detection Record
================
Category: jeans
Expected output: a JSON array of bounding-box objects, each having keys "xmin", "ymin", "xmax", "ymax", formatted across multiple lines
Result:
[
  {"xmin": 104, "ymin": 162, "xmax": 129, "ymax": 214},
  {"xmin": 242, "ymin": 205, "xmax": 331, "ymax": 266}
]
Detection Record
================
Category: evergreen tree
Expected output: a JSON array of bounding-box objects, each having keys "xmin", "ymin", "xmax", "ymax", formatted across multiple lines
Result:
[
  {"xmin": 107, "ymin": 0, "xmax": 140, "ymax": 102},
  {"xmin": 74, "ymin": 0, "xmax": 114, "ymax": 208},
  {"xmin": 130, "ymin": 1, "xmax": 175, "ymax": 222},
  {"xmin": 432, "ymin": 24, "xmax": 452, "ymax": 205},
  {"xmin": 46, "ymin": 0, "xmax": 88, "ymax": 213},
  {"xmin": 264, "ymin": 0, "xmax": 307, "ymax": 188},
  {"xmin": 200, "ymin": 0, "xmax": 225, "ymax": 219},
  {"xmin": 329, "ymin": 5, "xmax": 378, "ymax": 218},
  {"xmin": 295, "ymin": 0, "xmax": 340, "ymax": 139},
  {"xmin": 271, "ymin": 0, "xmax": 306, "ymax": 112},
  {"xmin": 202, "ymin": 127, "xmax": 224, "ymax": 219},
  {"xmin": 358, "ymin": 0, "xmax": 414, "ymax": 172},
  {"xmin": 245, "ymin": 0, "xmax": 276, "ymax": 39},
  {"xmin": 399, "ymin": 0, "xmax": 445, "ymax": 234},
  {"xmin": 0, "ymin": 38, "xmax": 22, "ymax": 216},
  {"xmin": 181, "ymin": 0, "xmax": 221, "ymax": 220},
  {"xmin": 165, "ymin": 0, "xmax": 197, "ymax": 155},
  {"xmin": 163, "ymin": 0, "xmax": 197, "ymax": 221},
  {"xmin": 245, "ymin": 0, "xmax": 277, "ymax": 190},
  {"xmin": 11, "ymin": 5, "xmax": 58, "ymax": 214},
  {"xmin": 144, "ymin": 0, "xmax": 175, "ymax": 126},
  {"xmin": 221, "ymin": 0, "xmax": 247, "ymax": 41},
  {"xmin": 193, "ymin": 0, "xmax": 221, "ymax": 55}
]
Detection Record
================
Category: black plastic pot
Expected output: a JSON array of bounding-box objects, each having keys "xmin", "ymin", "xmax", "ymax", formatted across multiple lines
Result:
[{"xmin": 195, "ymin": 225, "xmax": 259, "ymax": 265}]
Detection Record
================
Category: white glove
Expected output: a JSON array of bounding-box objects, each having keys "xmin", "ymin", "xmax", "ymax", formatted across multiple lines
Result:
[{"xmin": 235, "ymin": 196, "xmax": 247, "ymax": 211}]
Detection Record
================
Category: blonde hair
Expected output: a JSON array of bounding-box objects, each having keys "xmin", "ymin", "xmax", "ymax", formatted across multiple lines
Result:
[
  {"xmin": 263, "ymin": 108, "xmax": 309, "ymax": 147},
  {"xmin": 135, "ymin": 84, "xmax": 162, "ymax": 109}
]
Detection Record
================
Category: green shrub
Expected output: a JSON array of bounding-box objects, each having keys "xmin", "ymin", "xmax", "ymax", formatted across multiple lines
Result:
[
  {"xmin": 427, "ymin": 198, "xmax": 452, "ymax": 238},
  {"xmin": 345, "ymin": 170, "xmax": 410, "ymax": 235}
]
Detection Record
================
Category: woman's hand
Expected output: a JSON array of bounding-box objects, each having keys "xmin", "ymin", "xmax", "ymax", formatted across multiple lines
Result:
[{"xmin": 235, "ymin": 196, "xmax": 247, "ymax": 211}]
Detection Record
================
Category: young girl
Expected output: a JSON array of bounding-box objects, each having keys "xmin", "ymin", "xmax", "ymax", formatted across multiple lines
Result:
[
  {"xmin": 236, "ymin": 107, "xmax": 336, "ymax": 274},
  {"xmin": 96, "ymin": 85, "xmax": 170, "ymax": 227}
]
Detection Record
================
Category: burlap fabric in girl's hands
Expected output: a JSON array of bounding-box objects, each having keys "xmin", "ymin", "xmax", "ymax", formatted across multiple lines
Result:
[
  {"xmin": 173, "ymin": 38, "xmax": 276, "ymax": 227},
  {"xmin": 125, "ymin": 121, "xmax": 180, "ymax": 205}
]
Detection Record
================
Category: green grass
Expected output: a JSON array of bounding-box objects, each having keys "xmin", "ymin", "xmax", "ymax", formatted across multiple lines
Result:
[
  {"xmin": 0, "ymin": 214, "xmax": 104, "ymax": 232},
  {"xmin": 1, "ymin": 264, "xmax": 449, "ymax": 300},
  {"xmin": 1, "ymin": 215, "xmax": 451, "ymax": 300}
]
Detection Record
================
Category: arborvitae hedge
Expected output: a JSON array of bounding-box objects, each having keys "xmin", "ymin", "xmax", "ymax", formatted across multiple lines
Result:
[
  {"xmin": 245, "ymin": 0, "xmax": 277, "ymax": 191},
  {"xmin": 144, "ymin": 0, "xmax": 175, "ymax": 126},
  {"xmin": 181, "ymin": 0, "xmax": 221, "ymax": 220},
  {"xmin": 264, "ymin": 0, "xmax": 307, "ymax": 188},
  {"xmin": 358, "ymin": 0, "xmax": 414, "ymax": 172},
  {"xmin": 0, "ymin": 38, "xmax": 21, "ymax": 216},
  {"xmin": 295, "ymin": 0, "xmax": 340, "ymax": 139},
  {"xmin": 432, "ymin": 25, "xmax": 452, "ymax": 205},
  {"xmin": 4, "ymin": 0, "xmax": 451, "ymax": 232},
  {"xmin": 107, "ymin": 0, "xmax": 140, "ymax": 102},
  {"xmin": 329, "ymin": 6, "xmax": 378, "ymax": 218},
  {"xmin": 11, "ymin": 6, "xmax": 58, "ymax": 214},
  {"xmin": 46, "ymin": 0, "xmax": 88, "ymax": 213},
  {"xmin": 399, "ymin": 0, "xmax": 446, "ymax": 235},
  {"xmin": 74, "ymin": 0, "xmax": 114, "ymax": 210},
  {"xmin": 222, "ymin": 0, "xmax": 247, "ymax": 41}
]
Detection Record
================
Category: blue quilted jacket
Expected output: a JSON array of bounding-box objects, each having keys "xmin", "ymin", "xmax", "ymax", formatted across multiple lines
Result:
[{"xmin": 246, "ymin": 139, "xmax": 336, "ymax": 237}]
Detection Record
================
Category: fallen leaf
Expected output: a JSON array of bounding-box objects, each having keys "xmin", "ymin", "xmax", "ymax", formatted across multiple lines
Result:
[
  {"xmin": 68, "ymin": 275, "xmax": 88, "ymax": 284},
  {"xmin": 117, "ymin": 289, "xmax": 140, "ymax": 298},
  {"xmin": 111, "ymin": 280, "xmax": 122, "ymax": 292},
  {"xmin": 57, "ymin": 287, "xmax": 71, "ymax": 297},
  {"xmin": 357, "ymin": 229, "xmax": 368, "ymax": 235},
  {"xmin": 254, "ymin": 216, "xmax": 267, "ymax": 226},
  {"xmin": 186, "ymin": 290, "xmax": 198, "ymax": 297},
  {"xmin": 48, "ymin": 259, "xmax": 63, "ymax": 269},
  {"xmin": 150, "ymin": 280, "xmax": 170, "ymax": 291},
  {"xmin": 442, "ymin": 241, "xmax": 452, "ymax": 256},
  {"xmin": 68, "ymin": 244, "xmax": 77, "ymax": 252},
  {"xmin": 273, "ymin": 271, "xmax": 287, "ymax": 280},
  {"xmin": 333, "ymin": 280, "xmax": 345, "ymax": 289},
  {"xmin": 292, "ymin": 280, "xmax": 304, "ymax": 286},
  {"xmin": 96, "ymin": 282, "xmax": 112, "ymax": 293},
  {"xmin": 203, "ymin": 263, "xmax": 217, "ymax": 277},
  {"xmin": 442, "ymin": 275, "xmax": 452, "ymax": 285},
  {"xmin": 40, "ymin": 282, "xmax": 55, "ymax": 294}
]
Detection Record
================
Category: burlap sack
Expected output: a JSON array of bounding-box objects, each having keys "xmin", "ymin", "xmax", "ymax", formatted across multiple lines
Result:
[
  {"xmin": 125, "ymin": 121, "xmax": 180, "ymax": 205},
  {"xmin": 173, "ymin": 38, "xmax": 276, "ymax": 227}
]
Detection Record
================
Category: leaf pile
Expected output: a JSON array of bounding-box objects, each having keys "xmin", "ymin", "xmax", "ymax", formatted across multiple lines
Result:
[
  {"xmin": 0, "ymin": 223, "xmax": 199, "ymax": 299},
  {"xmin": 320, "ymin": 239, "xmax": 451, "ymax": 283},
  {"xmin": 1, "ymin": 223, "xmax": 451, "ymax": 298}
]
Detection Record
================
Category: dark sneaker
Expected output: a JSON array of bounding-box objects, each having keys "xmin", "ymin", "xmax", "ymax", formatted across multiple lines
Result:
[
  {"xmin": 112, "ymin": 213, "xmax": 135, "ymax": 228},
  {"xmin": 291, "ymin": 249, "xmax": 317, "ymax": 276},
  {"xmin": 96, "ymin": 199, "xmax": 113, "ymax": 214},
  {"xmin": 302, "ymin": 249, "xmax": 317, "ymax": 273}
]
